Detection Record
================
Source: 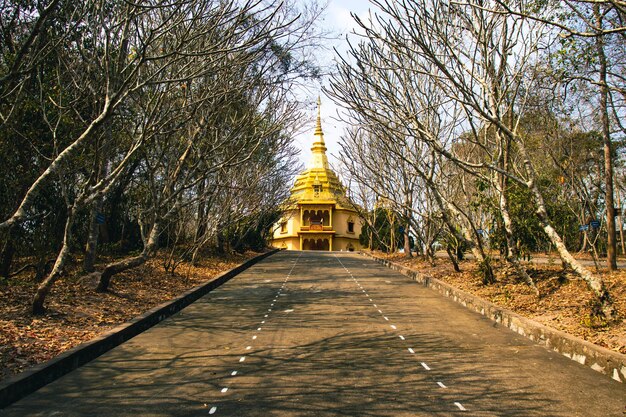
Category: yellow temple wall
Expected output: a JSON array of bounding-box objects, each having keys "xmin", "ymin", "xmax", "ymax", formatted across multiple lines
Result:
[
  {"xmin": 271, "ymin": 207, "xmax": 362, "ymax": 251},
  {"xmin": 332, "ymin": 210, "xmax": 361, "ymax": 236},
  {"xmin": 272, "ymin": 210, "xmax": 299, "ymax": 239},
  {"xmin": 272, "ymin": 236, "xmax": 300, "ymax": 250},
  {"xmin": 332, "ymin": 237, "xmax": 362, "ymax": 251}
]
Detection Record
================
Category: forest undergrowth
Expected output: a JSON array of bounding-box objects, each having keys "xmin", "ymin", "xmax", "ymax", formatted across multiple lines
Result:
[{"xmin": 0, "ymin": 252, "xmax": 256, "ymax": 381}]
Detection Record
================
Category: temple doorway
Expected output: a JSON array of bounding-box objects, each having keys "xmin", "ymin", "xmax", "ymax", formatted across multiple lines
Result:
[{"xmin": 303, "ymin": 238, "xmax": 330, "ymax": 251}]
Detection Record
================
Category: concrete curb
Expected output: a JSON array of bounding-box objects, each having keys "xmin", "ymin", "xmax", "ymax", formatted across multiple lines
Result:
[
  {"xmin": 362, "ymin": 251, "xmax": 626, "ymax": 384},
  {"xmin": 0, "ymin": 249, "xmax": 279, "ymax": 409}
]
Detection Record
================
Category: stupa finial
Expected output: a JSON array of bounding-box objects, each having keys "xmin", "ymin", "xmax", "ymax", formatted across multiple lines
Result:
[
  {"xmin": 309, "ymin": 95, "xmax": 328, "ymax": 169},
  {"xmin": 314, "ymin": 95, "xmax": 323, "ymax": 136}
]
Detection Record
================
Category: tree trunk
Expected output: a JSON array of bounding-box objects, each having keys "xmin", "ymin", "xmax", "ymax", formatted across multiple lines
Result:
[
  {"xmin": 83, "ymin": 198, "xmax": 104, "ymax": 272},
  {"xmin": 96, "ymin": 221, "xmax": 161, "ymax": 292},
  {"xmin": 194, "ymin": 180, "xmax": 207, "ymax": 243},
  {"xmin": 446, "ymin": 246, "xmax": 461, "ymax": 272},
  {"xmin": 595, "ymin": 5, "xmax": 617, "ymax": 271},
  {"xmin": 528, "ymin": 174, "xmax": 616, "ymax": 318},
  {"xmin": 580, "ymin": 229, "xmax": 588, "ymax": 253},
  {"xmin": 83, "ymin": 153, "xmax": 109, "ymax": 272},
  {"xmin": 497, "ymin": 174, "xmax": 538, "ymax": 294},
  {"xmin": 404, "ymin": 223, "xmax": 412, "ymax": 257},
  {"xmin": 388, "ymin": 210, "xmax": 395, "ymax": 253},
  {"xmin": 0, "ymin": 226, "xmax": 16, "ymax": 279},
  {"xmin": 443, "ymin": 198, "xmax": 495, "ymax": 284},
  {"xmin": 32, "ymin": 207, "xmax": 74, "ymax": 315},
  {"xmin": 617, "ymin": 187, "xmax": 625, "ymax": 255},
  {"xmin": 191, "ymin": 244, "xmax": 203, "ymax": 266}
]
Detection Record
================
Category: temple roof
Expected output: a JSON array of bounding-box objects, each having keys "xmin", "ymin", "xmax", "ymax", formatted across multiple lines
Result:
[{"xmin": 288, "ymin": 98, "xmax": 352, "ymax": 209}]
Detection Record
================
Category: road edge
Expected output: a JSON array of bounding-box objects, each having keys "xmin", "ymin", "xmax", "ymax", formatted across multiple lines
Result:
[
  {"xmin": 362, "ymin": 251, "xmax": 626, "ymax": 384},
  {"xmin": 0, "ymin": 249, "xmax": 280, "ymax": 409}
]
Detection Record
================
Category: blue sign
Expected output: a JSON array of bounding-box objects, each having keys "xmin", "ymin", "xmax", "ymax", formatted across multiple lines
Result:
[
  {"xmin": 579, "ymin": 224, "xmax": 589, "ymax": 231},
  {"xmin": 590, "ymin": 220, "xmax": 600, "ymax": 229},
  {"xmin": 95, "ymin": 213, "xmax": 105, "ymax": 224}
]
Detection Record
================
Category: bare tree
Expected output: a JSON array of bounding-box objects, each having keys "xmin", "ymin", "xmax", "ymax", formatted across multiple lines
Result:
[
  {"xmin": 14, "ymin": 0, "xmax": 322, "ymax": 313},
  {"xmin": 327, "ymin": 0, "xmax": 615, "ymax": 316}
]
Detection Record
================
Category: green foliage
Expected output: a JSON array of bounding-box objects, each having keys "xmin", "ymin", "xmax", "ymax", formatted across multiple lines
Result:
[
  {"xmin": 230, "ymin": 210, "xmax": 282, "ymax": 253},
  {"xmin": 480, "ymin": 180, "xmax": 580, "ymax": 255},
  {"xmin": 360, "ymin": 208, "xmax": 403, "ymax": 252}
]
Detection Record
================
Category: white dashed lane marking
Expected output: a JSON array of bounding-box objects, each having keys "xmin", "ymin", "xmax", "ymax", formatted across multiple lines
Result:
[
  {"xmin": 207, "ymin": 253, "xmax": 303, "ymax": 415},
  {"xmin": 334, "ymin": 254, "xmax": 467, "ymax": 413}
]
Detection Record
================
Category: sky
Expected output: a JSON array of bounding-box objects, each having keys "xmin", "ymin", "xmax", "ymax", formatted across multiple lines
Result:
[{"xmin": 292, "ymin": 0, "xmax": 372, "ymax": 170}]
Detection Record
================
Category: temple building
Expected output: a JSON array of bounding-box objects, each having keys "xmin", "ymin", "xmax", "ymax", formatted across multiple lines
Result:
[{"xmin": 271, "ymin": 99, "xmax": 363, "ymax": 251}]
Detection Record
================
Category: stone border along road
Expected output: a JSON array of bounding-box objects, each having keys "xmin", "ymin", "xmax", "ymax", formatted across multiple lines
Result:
[
  {"xmin": 362, "ymin": 251, "xmax": 626, "ymax": 384},
  {"xmin": 2, "ymin": 250, "xmax": 624, "ymax": 416}
]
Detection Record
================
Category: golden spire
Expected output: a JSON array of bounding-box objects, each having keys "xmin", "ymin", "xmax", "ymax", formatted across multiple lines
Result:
[
  {"xmin": 308, "ymin": 95, "xmax": 329, "ymax": 169},
  {"xmin": 314, "ymin": 96, "xmax": 324, "ymax": 137}
]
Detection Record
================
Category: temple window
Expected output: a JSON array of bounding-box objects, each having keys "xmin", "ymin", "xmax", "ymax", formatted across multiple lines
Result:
[
  {"xmin": 347, "ymin": 220, "xmax": 354, "ymax": 233},
  {"xmin": 313, "ymin": 184, "xmax": 322, "ymax": 196},
  {"xmin": 280, "ymin": 221, "xmax": 287, "ymax": 233}
]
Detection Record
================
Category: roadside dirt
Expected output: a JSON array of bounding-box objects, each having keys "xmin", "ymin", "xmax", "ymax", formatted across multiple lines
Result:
[
  {"xmin": 0, "ymin": 252, "xmax": 256, "ymax": 381},
  {"xmin": 377, "ymin": 252, "xmax": 626, "ymax": 354}
]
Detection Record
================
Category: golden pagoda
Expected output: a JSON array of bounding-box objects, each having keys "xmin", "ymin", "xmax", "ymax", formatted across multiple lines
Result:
[{"xmin": 271, "ymin": 98, "xmax": 363, "ymax": 251}]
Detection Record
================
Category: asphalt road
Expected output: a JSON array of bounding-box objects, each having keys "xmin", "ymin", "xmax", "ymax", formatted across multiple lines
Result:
[{"xmin": 3, "ymin": 251, "xmax": 625, "ymax": 416}]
